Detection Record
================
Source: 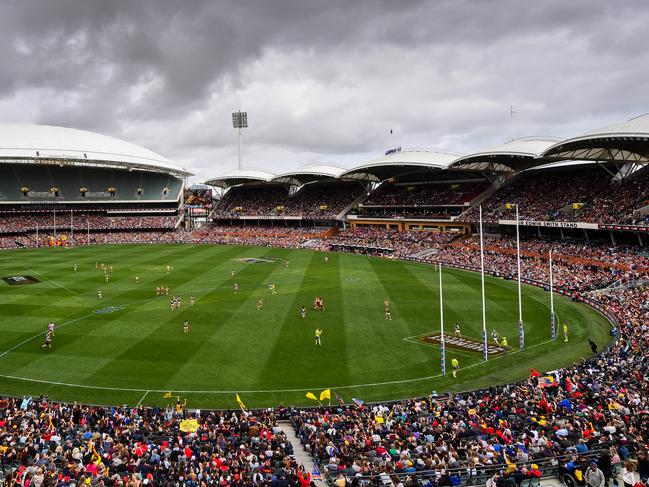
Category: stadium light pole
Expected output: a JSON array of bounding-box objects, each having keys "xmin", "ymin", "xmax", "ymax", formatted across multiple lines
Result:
[
  {"xmin": 549, "ymin": 249, "xmax": 556, "ymax": 340},
  {"xmin": 439, "ymin": 262, "xmax": 446, "ymax": 376},
  {"xmin": 232, "ymin": 111, "xmax": 248, "ymax": 170},
  {"xmin": 515, "ymin": 204, "xmax": 524, "ymax": 351},
  {"xmin": 479, "ymin": 205, "xmax": 488, "ymax": 362}
]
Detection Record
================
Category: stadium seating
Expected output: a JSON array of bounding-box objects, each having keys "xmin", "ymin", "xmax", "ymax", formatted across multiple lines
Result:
[
  {"xmin": 460, "ymin": 166, "xmax": 649, "ymax": 224},
  {"xmin": 212, "ymin": 183, "xmax": 362, "ymax": 219},
  {"xmin": 0, "ymin": 165, "xmax": 183, "ymax": 202}
]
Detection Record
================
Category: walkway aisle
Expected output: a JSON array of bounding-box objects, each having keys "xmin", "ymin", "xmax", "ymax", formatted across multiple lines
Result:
[{"xmin": 279, "ymin": 420, "xmax": 325, "ymax": 486}]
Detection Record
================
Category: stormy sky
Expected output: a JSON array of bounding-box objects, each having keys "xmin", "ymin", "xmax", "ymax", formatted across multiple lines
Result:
[{"xmin": 1, "ymin": 0, "xmax": 648, "ymax": 182}]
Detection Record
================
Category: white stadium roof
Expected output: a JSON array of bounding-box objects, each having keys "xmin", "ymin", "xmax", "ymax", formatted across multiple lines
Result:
[
  {"xmin": 341, "ymin": 149, "xmax": 459, "ymax": 181},
  {"xmin": 205, "ymin": 168, "xmax": 277, "ymax": 188},
  {"xmin": 451, "ymin": 136, "xmax": 561, "ymax": 172},
  {"xmin": 0, "ymin": 124, "xmax": 190, "ymax": 177},
  {"xmin": 541, "ymin": 114, "xmax": 649, "ymax": 163},
  {"xmin": 271, "ymin": 163, "xmax": 346, "ymax": 185}
]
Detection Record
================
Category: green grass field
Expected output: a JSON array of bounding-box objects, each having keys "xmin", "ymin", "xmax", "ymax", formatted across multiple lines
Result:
[{"xmin": 0, "ymin": 244, "xmax": 611, "ymax": 409}]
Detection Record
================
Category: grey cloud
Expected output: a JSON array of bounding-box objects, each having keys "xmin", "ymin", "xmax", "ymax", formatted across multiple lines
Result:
[{"xmin": 0, "ymin": 0, "xmax": 648, "ymax": 181}]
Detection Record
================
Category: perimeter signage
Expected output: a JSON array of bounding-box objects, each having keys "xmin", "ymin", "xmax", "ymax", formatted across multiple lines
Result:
[{"xmin": 498, "ymin": 219, "xmax": 599, "ymax": 230}]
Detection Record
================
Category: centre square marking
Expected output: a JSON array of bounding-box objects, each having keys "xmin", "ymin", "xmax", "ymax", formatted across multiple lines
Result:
[
  {"xmin": 233, "ymin": 257, "xmax": 280, "ymax": 264},
  {"xmin": 421, "ymin": 332, "xmax": 509, "ymax": 355}
]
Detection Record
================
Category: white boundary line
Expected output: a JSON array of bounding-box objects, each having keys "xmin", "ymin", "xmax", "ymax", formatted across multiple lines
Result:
[
  {"xmin": 24, "ymin": 267, "xmax": 79, "ymax": 295},
  {"xmin": 135, "ymin": 390, "xmax": 150, "ymax": 406},
  {"xmin": 0, "ymin": 255, "xmax": 597, "ymax": 397},
  {"xmin": 0, "ymin": 338, "xmax": 556, "ymax": 394}
]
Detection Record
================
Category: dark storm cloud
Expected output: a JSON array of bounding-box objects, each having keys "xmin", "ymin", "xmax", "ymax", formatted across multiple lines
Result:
[{"xmin": 0, "ymin": 0, "xmax": 648, "ymax": 180}]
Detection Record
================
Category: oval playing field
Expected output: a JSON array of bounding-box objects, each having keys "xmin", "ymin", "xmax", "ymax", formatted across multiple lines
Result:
[{"xmin": 0, "ymin": 244, "xmax": 611, "ymax": 408}]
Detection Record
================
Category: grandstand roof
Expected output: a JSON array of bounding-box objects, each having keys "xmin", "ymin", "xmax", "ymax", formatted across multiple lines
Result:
[
  {"xmin": 0, "ymin": 124, "xmax": 190, "ymax": 177},
  {"xmin": 271, "ymin": 163, "xmax": 345, "ymax": 185},
  {"xmin": 341, "ymin": 149, "xmax": 459, "ymax": 182},
  {"xmin": 205, "ymin": 168, "xmax": 277, "ymax": 188},
  {"xmin": 450, "ymin": 137, "xmax": 561, "ymax": 172},
  {"xmin": 541, "ymin": 114, "xmax": 649, "ymax": 163}
]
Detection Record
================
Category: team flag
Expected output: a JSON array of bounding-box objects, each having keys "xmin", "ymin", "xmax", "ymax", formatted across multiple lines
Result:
[
  {"xmin": 179, "ymin": 418, "xmax": 200, "ymax": 433},
  {"xmin": 319, "ymin": 389, "xmax": 331, "ymax": 401},
  {"xmin": 375, "ymin": 415, "xmax": 385, "ymax": 424},
  {"xmin": 352, "ymin": 397, "xmax": 364, "ymax": 407},
  {"xmin": 539, "ymin": 376, "xmax": 557, "ymax": 388},
  {"xmin": 305, "ymin": 392, "xmax": 318, "ymax": 401},
  {"xmin": 235, "ymin": 394, "xmax": 247, "ymax": 411},
  {"xmin": 312, "ymin": 464, "xmax": 322, "ymax": 481},
  {"xmin": 163, "ymin": 391, "xmax": 173, "ymax": 398}
]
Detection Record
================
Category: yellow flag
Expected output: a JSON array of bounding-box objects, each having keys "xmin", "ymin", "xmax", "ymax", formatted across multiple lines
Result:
[
  {"xmin": 305, "ymin": 392, "xmax": 318, "ymax": 401},
  {"xmin": 163, "ymin": 391, "xmax": 172, "ymax": 398},
  {"xmin": 319, "ymin": 389, "xmax": 331, "ymax": 401},
  {"xmin": 179, "ymin": 419, "xmax": 199, "ymax": 433},
  {"xmin": 235, "ymin": 394, "xmax": 246, "ymax": 411},
  {"xmin": 375, "ymin": 416, "xmax": 384, "ymax": 424}
]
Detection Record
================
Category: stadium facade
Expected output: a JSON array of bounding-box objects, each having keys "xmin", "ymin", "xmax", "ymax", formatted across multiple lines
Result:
[
  {"xmin": 204, "ymin": 114, "xmax": 649, "ymax": 245},
  {"xmin": 0, "ymin": 124, "xmax": 190, "ymax": 246}
]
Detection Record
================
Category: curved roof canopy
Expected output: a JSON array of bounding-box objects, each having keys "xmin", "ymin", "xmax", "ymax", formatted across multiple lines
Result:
[
  {"xmin": 271, "ymin": 163, "xmax": 345, "ymax": 185},
  {"xmin": 205, "ymin": 168, "xmax": 277, "ymax": 188},
  {"xmin": 0, "ymin": 124, "xmax": 189, "ymax": 177},
  {"xmin": 450, "ymin": 137, "xmax": 561, "ymax": 172},
  {"xmin": 341, "ymin": 149, "xmax": 459, "ymax": 182},
  {"xmin": 541, "ymin": 114, "xmax": 649, "ymax": 163}
]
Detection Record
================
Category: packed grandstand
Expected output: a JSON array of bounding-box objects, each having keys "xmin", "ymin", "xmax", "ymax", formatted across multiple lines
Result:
[{"xmin": 0, "ymin": 116, "xmax": 648, "ymax": 487}]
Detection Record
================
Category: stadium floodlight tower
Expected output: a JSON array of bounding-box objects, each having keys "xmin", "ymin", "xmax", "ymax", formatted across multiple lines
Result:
[{"xmin": 232, "ymin": 110, "xmax": 248, "ymax": 170}]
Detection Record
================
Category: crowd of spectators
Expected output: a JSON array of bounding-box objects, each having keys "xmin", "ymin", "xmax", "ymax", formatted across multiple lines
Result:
[
  {"xmin": 0, "ymin": 403, "xmax": 311, "ymax": 487},
  {"xmin": 321, "ymin": 229, "xmax": 647, "ymax": 293},
  {"xmin": 281, "ymin": 185, "xmax": 362, "ymax": 219},
  {"xmin": 460, "ymin": 167, "xmax": 649, "ymax": 225},
  {"xmin": 212, "ymin": 185, "xmax": 362, "ymax": 220},
  {"xmin": 190, "ymin": 225, "xmax": 329, "ymax": 248},
  {"xmin": 0, "ymin": 213, "xmax": 177, "ymax": 234},
  {"xmin": 364, "ymin": 182, "xmax": 489, "ymax": 207},
  {"xmin": 213, "ymin": 188, "xmax": 289, "ymax": 219}
]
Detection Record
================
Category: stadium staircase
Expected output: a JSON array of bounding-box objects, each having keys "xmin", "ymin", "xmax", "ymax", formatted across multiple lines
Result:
[
  {"xmin": 458, "ymin": 181, "xmax": 501, "ymax": 218},
  {"xmin": 278, "ymin": 420, "xmax": 325, "ymax": 486},
  {"xmin": 337, "ymin": 191, "xmax": 368, "ymax": 220}
]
